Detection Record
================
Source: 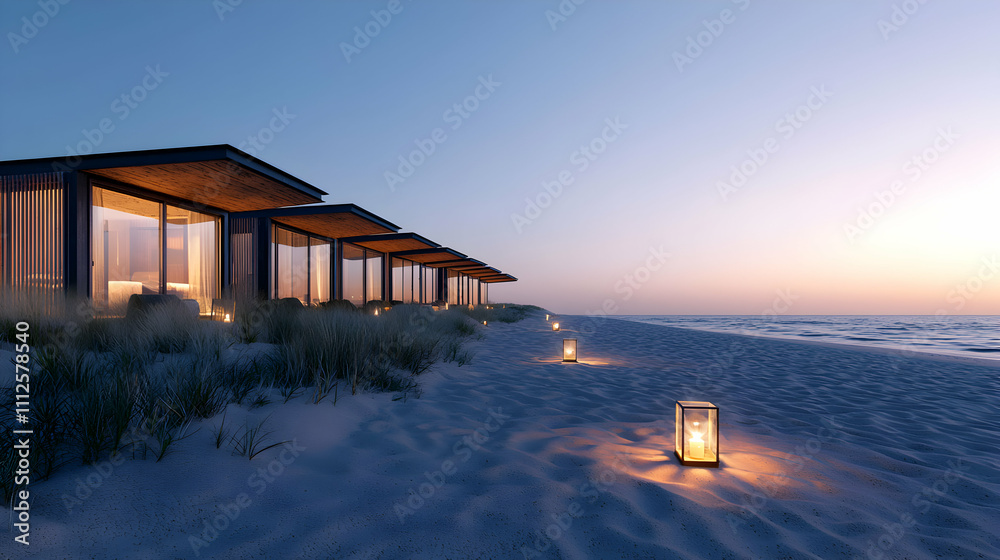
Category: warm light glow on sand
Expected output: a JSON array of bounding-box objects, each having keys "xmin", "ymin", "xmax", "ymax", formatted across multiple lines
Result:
[
  {"xmin": 527, "ymin": 355, "xmax": 629, "ymax": 367},
  {"xmin": 597, "ymin": 433, "xmax": 822, "ymax": 504}
]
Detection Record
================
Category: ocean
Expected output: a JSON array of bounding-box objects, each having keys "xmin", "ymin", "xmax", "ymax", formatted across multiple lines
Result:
[{"xmin": 612, "ymin": 315, "xmax": 1000, "ymax": 361}]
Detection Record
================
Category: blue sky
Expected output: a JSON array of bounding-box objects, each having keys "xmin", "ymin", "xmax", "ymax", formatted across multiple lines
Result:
[{"xmin": 3, "ymin": 0, "xmax": 999, "ymax": 314}]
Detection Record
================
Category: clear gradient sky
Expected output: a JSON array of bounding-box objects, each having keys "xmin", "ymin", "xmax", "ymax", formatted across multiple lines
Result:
[{"xmin": 2, "ymin": 1, "xmax": 998, "ymax": 315}]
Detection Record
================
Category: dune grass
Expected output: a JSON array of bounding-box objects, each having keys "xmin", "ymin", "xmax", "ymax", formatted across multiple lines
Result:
[{"xmin": 0, "ymin": 295, "xmax": 526, "ymax": 504}]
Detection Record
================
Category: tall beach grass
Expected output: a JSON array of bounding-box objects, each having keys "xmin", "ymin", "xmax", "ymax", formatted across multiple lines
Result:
[{"xmin": 0, "ymin": 294, "xmax": 529, "ymax": 504}]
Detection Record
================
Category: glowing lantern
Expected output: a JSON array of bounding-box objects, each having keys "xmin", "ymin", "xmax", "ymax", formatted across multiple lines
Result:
[
  {"xmin": 211, "ymin": 299, "xmax": 235, "ymax": 322},
  {"xmin": 552, "ymin": 322, "xmax": 560, "ymax": 331},
  {"xmin": 374, "ymin": 308, "xmax": 380, "ymax": 316},
  {"xmin": 675, "ymin": 401, "xmax": 719, "ymax": 467},
  {"xmin": 563, "ymin": 339, "xmax": 577, "ymax": 362},
  {"xmin": 545, "ymin": 314, "xmax": 550, "ymax": 321},
  {"xmin": 482, "ymin": 320, "xmax": 488, "ymax": 326}
]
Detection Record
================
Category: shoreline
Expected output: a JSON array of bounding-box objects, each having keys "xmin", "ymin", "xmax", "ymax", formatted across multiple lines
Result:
[{"xmin": 608, "ymin": 315, "xmax": 1000, "ymax": 369}]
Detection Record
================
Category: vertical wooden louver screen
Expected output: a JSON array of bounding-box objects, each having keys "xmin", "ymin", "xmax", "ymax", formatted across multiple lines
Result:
[
  {"xmin": 230, "ymin": 215, "xmax": 259, "ymax": 302},
  {"xmin": 1, "ymin": 172, "xmax": 65, "ymax": 310}
]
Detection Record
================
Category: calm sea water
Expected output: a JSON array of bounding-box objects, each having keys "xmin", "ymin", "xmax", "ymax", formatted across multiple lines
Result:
[{"xmin": 612, "ymin": 315, "xmax": 1000, "ymax": 361}]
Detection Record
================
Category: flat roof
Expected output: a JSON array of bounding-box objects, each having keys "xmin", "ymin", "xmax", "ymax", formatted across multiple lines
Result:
[
  {"xmin": 234, "ymin": 203, "xmax": 399, "ymax": 239},
  {"xmin": 341, "ymin": 232, "xmax": 440, "ymax": 254},
  {"xmin": 389, "ymin": 247, "xmax": 468, "ymax": 264},
  {"xmin": 0, "ymin": 144, "xmax": 327, "ymax": 212},
  {"xmin": 456, "ymin": 267, "xmax": 503, "ymax": 278},
  {"xmin": 479, "ymin": 274, "xmax": 517, "ymax": 283},
  {"xmin": 427, "ymin": 257, "xmax": 486, "ymax": 268}
]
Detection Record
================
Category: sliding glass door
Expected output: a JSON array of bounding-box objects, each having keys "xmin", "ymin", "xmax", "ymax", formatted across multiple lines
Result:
[
  {"xmin": 274, "ymin": 227, "xmax": 308, "ymax": 304},
  {"xmin": 166, "ymin": 206, "xmax": 220, "ymax": 313},
  {"xmin": 273, "ymin": 225, "xmax": 332, "ymax": 306},
  {"xmin": 92, "ymin": 186, "xmax": 220, "ymax": 314},
  {"xmin": 92, "ymin": 187, "xmax": 161, "ymax": 310},
  {"xmin": 310, "ymin": 238, "xmax": 331, "ymax": 305},
  {"xmin": 341, "ymin": 242, "xmax": 385, "ymax": 306},
  {"xmin": 342, "ymin": 242, "xmax": 365, "ymax": 306}
]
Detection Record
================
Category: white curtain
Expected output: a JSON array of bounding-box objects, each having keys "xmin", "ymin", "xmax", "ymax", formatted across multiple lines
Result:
[{"xmin": 189, "ymin": 215, "xmax": 218, "ymax": 314}]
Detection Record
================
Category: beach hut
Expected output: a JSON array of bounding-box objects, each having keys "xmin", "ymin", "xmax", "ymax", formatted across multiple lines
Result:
[{"xmin": 0, "ymin": 144, "xmax": 516, "ymax": 313}]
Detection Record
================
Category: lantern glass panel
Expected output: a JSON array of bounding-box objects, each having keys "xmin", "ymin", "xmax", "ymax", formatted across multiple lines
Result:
[
  {"xmin": 674, "ymin": 401, "xmax": 719, "ymax": 467},
  {"xmin": 563, "ymin": 339, "xmax": 577, "ymax": 362},
  {"xmin": 552, "ymin": 322, "xmax": 560, "ymax": 331},
  {"xmin": 211, "ymin": 299, "xmax": 235, "ymax": 322}
]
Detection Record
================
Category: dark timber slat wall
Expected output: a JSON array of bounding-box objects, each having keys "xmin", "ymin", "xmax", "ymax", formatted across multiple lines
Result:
[
  {"xmin": 230, "ymin": 215, "xmax": 260, "ymax": 301},
  {"xmin": 1, "ymin": 172, "xmax": 65, "ymax": 310}
]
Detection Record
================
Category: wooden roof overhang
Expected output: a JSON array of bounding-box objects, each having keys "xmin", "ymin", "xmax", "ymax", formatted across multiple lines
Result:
[
  {"xmin": 458, "ymin": 267, "xmax": 502, "ymax": 278},
  {"xmin": 340, "ymin": 232, "xmax": 440, "ymax": 254},
  {"xmin": 0, "ymin": 145, "xmax": 327, "ymax": 212},
  {"xmin": 233, "ymin": 203, "xmax": 399, "ymax": 239},
  {"xmin": 427, "ymin": 257, "xmax": 486, "ymax": 269},
  {"xmin": 479, "ymin": 274, "xmax": 517, "ymax": 283},
  {"xmin": 389, "ymin": 247, "xmax": 468, "ymax": 265}
]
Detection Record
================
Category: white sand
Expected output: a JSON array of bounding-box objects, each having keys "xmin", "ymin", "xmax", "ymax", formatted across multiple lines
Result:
[{"xmin": 5, "ymin": 312, "xmax": 1000, "ymax": 559}]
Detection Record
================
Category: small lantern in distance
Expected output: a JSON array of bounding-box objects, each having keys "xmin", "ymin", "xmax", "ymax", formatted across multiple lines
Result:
[
  {"xmin": 563, "ymin": 339, "xmax": 578, "ymax": 362},
  {"xmin": 675, "ymin": 401, "xmax": 719, "ymax": 467},
  {"xmin": 211, "ymin": 299, "xmax": 235, "ymax": 323},
  {"xmin": 483, "ymin": 320, "xmax": 488, "ymax": 326},
  {"xmin": 552, "ymin": 322, "xmax": 560, "ymax": 331}
]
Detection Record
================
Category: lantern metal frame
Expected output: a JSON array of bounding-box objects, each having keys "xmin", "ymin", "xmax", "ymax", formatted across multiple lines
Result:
[
  {"xmin": 211, "ymin": 298, "xmax": 236, "ymax": 322},
  {"xmin": 563, "ymin": 338, "xmax": 578, "ymax": 362},
  {"xmin": 674, "ymin": 401, "xmax": 720, "ymax": 467}
]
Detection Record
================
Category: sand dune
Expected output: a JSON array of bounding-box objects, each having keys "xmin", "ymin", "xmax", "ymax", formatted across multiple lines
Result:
[{"xmin": 7, "ymin": 312, "xmax": 1000, "ymax": 559}]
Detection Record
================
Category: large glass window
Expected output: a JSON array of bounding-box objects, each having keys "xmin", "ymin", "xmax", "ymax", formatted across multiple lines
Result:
[
  {"xmin": 366, "ymin": 251, "xmax": 383, "ymax": 303},
  {"xmin": 310, "ymin": 239, "xmax": 331, "ymax": 305},
  {"xmin": 274, "ymin": 227, "xmax": 308, "ymax": 304},
  {"xmin": 447, "ymin": 270, "xmax": 459, "ymax": 305},
  {"xmin": 341, "ymin": 243, "xmax": 384, "ymax": 305},
  {"xmin": 342, "ymin": 242, "xmax": 365, "ymax": 305},
  {"xmin": 391, "ymin": 257, "xmax": 404, "ymax": 302},
  {"xmin": 273, "ymin": 225, "xmax": 331, "ymax": 306},
  {"xmin": 422, "ymin": 266, "xmax": 437, "ymax": 303},
  {"xmin": 92, "ymin": 188, "xmax": 162, "ymax": 310},
  {"xmin": 166, "ymin": 206, "xmax": 219, "ymax": 313},
  {"xmin": 404, "ymin": 260, "xmax": 415, "ymax": 303},
  {"xmin": 92, "ymin": 186, "xmax": 220, "ymax": 315},
  {"xmin": 391, "ymin": 258, "xmax": 418, "ymax": 303}
]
